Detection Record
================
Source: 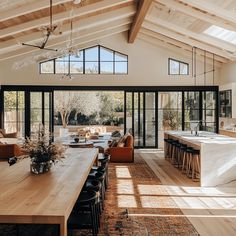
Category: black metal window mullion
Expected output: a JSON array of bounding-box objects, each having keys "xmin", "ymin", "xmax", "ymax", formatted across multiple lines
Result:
[
  {"xmin": 199, "ymin": 91, "xmax": 203, "ymax": 130},
  {"xmin": 83, "ymin": 50, "xmax": 85, "ymax": 74},
  {"xmin": 42, "ymin": 92, "xmax": 45, "ymax": 126},
  {"xmin": 138, "ymin": 93, "xmax": 141, "ymax": 147},
  {"xmin": 182, "ymin": 91, "xmax": 185, "ymax": 131},
  {"xmin": 132, "ymin": 92, "xmax": 134, "ymax": 142},
  {"xmin": 143, "ymin": 92, "xmax": 146, "ymax": 147},
  {"xmin": 113, "ymin": 51, "xmax": 115, "ymax": 74},
  {"xmin": 16, "ymin": 92, "xmax": 19, "ymax": 132},
  {"xmin": 155, "ymin": 92, "xmax": 158, "ymax": 148},
  {"xmin": 98, "ymin": 45, "xmax": 101, "ymax": 74},
  {"xmin": 124, "ymin": 91, "xmax": 127, "ymax": 134},
  {"xmin": 0, "ymin": 90, "xmax": 3, "ymax": 129},
  {"xmin": 25, "ymin": 91, "xmax": 30, "ymax": 138},
  {"xmin": 51, "ymin": 91, "xmax": 54, "ymax": 135}
]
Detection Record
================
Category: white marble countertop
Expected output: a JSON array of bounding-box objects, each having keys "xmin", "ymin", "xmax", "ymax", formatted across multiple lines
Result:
[
  {"xmin": 165, "ymin": 131, "xmax": 236, "ymax": 146},
  {"xmin": 165, "ymin": 131, "xmax": 236, "ymax": 187}
]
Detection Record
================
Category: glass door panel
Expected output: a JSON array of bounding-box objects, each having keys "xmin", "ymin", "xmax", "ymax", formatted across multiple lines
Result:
[
  {"xmin": 184, "ymin": 91, "xmax": 200, "ymax": 130},
  {"xmin": 125, "ymin": 92, "xmax": 157, "ymax": 148},
  {"xmin": 202, "ymin": 91, "xmax": 216, "ymax": 132},
  {"xmin": 30, "ymin": 92, "xmax": 42, "ymax": 135},
  {"xmin": 145, "ymin": 92, "xmax": 156, "ymax": 147},
  {"xmin": 30, "ymin": 92, "xmax": 53, "ymax": 136},
  {"xmin": 158, "ymin": 92, "xmax": 182, "ymax": 148},
  {"xmin": 125, "ymin": 93, "xmax": 133, "ymax": 134}
]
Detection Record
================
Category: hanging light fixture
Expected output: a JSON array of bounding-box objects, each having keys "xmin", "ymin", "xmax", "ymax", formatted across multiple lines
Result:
[{"xmin": 22, "ymin": 0, "xmax": 58, "ymax": 51}]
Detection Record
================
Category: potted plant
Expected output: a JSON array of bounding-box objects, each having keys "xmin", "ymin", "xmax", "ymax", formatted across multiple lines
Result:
[{"xmin": 23, "ymin": 128, "xmax": 65, "ymax": 174}]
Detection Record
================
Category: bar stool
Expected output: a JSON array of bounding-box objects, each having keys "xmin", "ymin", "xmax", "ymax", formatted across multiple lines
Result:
[
  {"xmin": 164, "ymin": 138, "xmax": 172, "ymax": 158},
  {"xmin": 185, "ymin": 148, "xmax": 200, "ymax": 181},
  {"xmin": 190, "ymin": 149, "xmax": 200, "ymax": 181},
  {"xmin": 179, "ymin": 143, "xmax": 187, "ymax": 169},
  {"xmin": 68, "ymin": 190, "xmax": 99, "ymax": 236},
  {"xmin": 171, "ymin": 140, "xmax": 180, "ymax": 166}
]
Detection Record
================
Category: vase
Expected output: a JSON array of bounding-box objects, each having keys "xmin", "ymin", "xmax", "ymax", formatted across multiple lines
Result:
[{"xmin": 30, "ymin": 161, "xmax": 52, "ymax": 174}]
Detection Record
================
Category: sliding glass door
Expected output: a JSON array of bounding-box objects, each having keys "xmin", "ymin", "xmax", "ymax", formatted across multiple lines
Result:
[
  {"xmin": 125, "ymin": 92, "xmax": 157, "ymax": 148},
  {"xmin": 158, "ymin": 92, "xmax": 182, "ymax": 148},
  {"xmin": 30, "ymin": 92, "xmax": 53, "ymax": 136}
]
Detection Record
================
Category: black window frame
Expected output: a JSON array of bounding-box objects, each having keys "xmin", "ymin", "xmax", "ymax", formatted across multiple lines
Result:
[
  {"xmin": 39, "ymin": 45, "xmax": 128, "ymax": 75},
  {"xmin": 168, "ymin": 58, "xmax": 189, "ymax": 75},
  {"xmin": 219, "ymin": 89, "xmax": 232, "ymax": 118}
]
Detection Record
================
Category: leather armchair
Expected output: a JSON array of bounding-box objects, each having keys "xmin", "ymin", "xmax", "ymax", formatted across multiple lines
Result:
[
  {"xmin": 107, "ymin": 135, "xmax": 134, "ymax": 163},
  {"xmin": 0, "ymin": 144, "xmax": 25, "ymax": 160}
]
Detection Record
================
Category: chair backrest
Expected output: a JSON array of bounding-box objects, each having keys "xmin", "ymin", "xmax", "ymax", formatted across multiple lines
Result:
[
  {"xmin": 125, "ymin": 135, "xmax": 133, "ymax": 148},
  {"xmin": 0, "ymin": 144, "xmax": 15, "ymax": 159}
]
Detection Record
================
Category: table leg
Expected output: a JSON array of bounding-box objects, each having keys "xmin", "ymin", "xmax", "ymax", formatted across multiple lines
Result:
[{"xmin": 60, "ymin": 220, "xmax": 67, "ymax": 236}]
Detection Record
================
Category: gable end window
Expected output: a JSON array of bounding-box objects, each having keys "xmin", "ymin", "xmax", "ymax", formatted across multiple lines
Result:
[
  {"xmin": 168, "ymin": 58, "xmax": 189, "ymax": 75},
  {"xmin": 39, "ymin": 45, "xmax": 128, "ymax": 75}
]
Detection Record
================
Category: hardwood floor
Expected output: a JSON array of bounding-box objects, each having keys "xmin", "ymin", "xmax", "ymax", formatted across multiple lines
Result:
[{"xmin": 138, "ymin": 149, "xmax": 236, "ymax": 236}]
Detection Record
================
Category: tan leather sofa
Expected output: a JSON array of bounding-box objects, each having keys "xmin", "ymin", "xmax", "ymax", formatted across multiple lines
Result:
[{"xmin": 107, "ymin": 135, "xmax": 134, "ymax": 163}]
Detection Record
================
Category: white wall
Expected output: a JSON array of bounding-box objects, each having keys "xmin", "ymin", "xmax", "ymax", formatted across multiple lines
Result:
[
  {"xmin": 219, "ymin": 61, "xmax": 236, "ymax": 118},
  {"xmin": 0, "ymin": 32, "xmax": 220, "ymax": 86},
  {"xmin": 220, "ymin": 61, "xmax": 236, "ymax": 85}
]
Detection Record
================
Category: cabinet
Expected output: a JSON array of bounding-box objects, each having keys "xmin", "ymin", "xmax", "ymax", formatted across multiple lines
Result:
[{"xmin": 220, "ymin": 90, "xmax": 232, "ymax": 118}]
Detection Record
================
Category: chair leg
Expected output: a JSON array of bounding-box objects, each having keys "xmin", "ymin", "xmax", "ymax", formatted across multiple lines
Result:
[{"xmin": 182, "ymin": 152, "xmax": 186, "ymax": 173}]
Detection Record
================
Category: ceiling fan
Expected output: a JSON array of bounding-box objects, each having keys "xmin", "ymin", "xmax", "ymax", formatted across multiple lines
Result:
[{"xmin": 22, "ymin": 0, "xmax": 58, "ymax": 51}]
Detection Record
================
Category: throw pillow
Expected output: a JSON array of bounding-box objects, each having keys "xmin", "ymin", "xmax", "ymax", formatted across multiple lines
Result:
[{"xmin": 117, "ymin": 142, "xmax": 125, "ymax": 147}]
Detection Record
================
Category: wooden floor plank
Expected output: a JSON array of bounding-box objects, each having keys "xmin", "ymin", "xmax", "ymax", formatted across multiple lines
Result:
[{"xmin": 137, "ymin": 150, "xmax": 236, "ymax": 236}]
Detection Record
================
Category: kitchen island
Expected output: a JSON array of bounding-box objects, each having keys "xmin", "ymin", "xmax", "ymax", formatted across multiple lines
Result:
[{"xmin": 164, "ymin": 131, "xmax": 236, "ymax": 187}]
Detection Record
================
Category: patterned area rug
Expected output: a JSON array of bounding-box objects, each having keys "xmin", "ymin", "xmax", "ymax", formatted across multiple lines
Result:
[{"xmin": 73, "ymin": 154, "xmax": 200, "ymax": 236}]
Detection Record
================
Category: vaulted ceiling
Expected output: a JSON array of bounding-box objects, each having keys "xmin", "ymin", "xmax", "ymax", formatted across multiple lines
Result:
[{"xmin": 0, "ymin": 0, "xmax": 236, "ymax": 64}]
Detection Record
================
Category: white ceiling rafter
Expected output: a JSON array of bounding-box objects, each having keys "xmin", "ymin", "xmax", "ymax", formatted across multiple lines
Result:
[
  {"xmin": 146, "ymin": 15, "xmax": 236, "ymax": 53},
  {"xmin": 0, "ymin": 4, "xmax": 136, "ymax": 53},
  {"xmin": 139, "ymin": 28, "xmax": 228, "ymax": 64},
  {"xmin": 138, "ymin": 32, "xmax": 224, "ymax": 68},
  {"xmin": 142, "ymin": 21, "xmax": 234, "ymax": 60},
  {"xmin": 0, "ymin": 0, "xmax": 73, "ymax": 22},
  {"xmin": 154, "ymin": 0, "xmax": 236, "ymax": 32},
  {"xmin": 0, "ymin": 17, "xmax": 132, "ymax": 60},
  {"xmin": 0, "ymin": 0, "xmax": 133, "ymax": 39},
  {"xmin": 178, "ymin": 0, "xmax": 236, "ymax": 25}
]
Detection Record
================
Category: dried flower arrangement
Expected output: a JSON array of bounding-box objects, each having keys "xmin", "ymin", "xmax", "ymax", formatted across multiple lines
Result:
[{"xmin": 23, "ymin": 127, "xmax": 65, "ymax": 174}]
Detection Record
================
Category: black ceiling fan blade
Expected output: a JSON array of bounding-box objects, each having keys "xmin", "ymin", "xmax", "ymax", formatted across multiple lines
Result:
[
  {"xmin": 22, "ymin": 43, "xmax": 41, "ymax": 49},
  {"xmin": 41, "ymin": 47, "xmax": 58, "ymax": 51},
  {"xmin": 22, "ymin": 43, "xmax": 57, "ymax": 51}
]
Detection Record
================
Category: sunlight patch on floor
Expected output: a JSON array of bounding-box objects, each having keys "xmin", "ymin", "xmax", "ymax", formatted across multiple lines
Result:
[
  {"xmin": 117, "ymin": 179, "xmax": 135, "ymax": 194},
  {"xmin": 117, "ymin": 195, "xmax": 137, "ymax": 208},
  {"xmin": 115, "ymin": 166, "xmax": 132, "ymax": 178}
]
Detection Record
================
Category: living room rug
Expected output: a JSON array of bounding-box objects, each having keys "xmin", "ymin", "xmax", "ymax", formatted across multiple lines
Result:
[{"xmin": 74, "ymin": 154, "xmax": 200, "ymax": 236}]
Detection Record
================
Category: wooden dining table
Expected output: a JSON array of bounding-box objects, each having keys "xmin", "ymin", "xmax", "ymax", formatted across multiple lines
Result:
[{"xmin": 0, "ymin": 148, "xmax": 99, "ymax": 236}]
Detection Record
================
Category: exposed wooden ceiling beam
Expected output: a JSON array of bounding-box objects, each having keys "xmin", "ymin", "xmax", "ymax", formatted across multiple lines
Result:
[
  {"xmin": 146, "ymin": 15, "xmax": 236, "ymax": 52},
  {"xmin": 0, "ymin": 24, "xmax": 130, "ymax": 61},
  {"xmin": 0, "ymin": 0, "xmax": 133, "ymax": 39},
  {"xmin": 178, "ymin": 0, "xmax": 236, "ymax": 25},
  {"xmin": 0, "ymin": 4, "xmax": 136, "ymax": 53},
  {"xmin": 138, "ymin": 33, "xmax": 224, "ymax": 68},
  {"xmin": 0, "ymin": 0, "xmax": 73, "ymax": 22},
  {"xmin": 155, "ymin": 0, "xmax": 236, "ymax": 31},
  {"xmin": 128, "ymin": 0, "xmax": 153, "ymax": 43},
  {"xmin": 140, "ymin": 28, "xmax": 228, "ymax": 64},
  {"xmin": 142, "ymin": 21, "xmax": 234, "ymax": 60}
]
